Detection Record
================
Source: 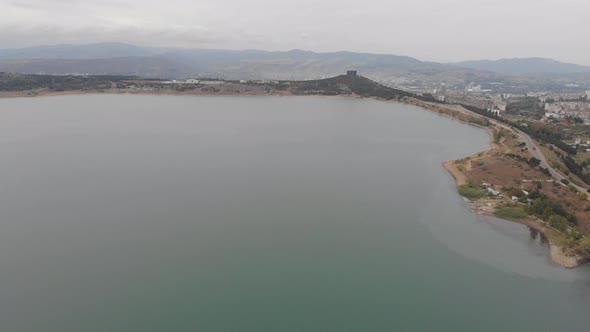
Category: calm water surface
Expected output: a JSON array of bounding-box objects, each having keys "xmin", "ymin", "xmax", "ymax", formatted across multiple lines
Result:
[{"xmin": 0, "ymin": 95, "xmax": 588, "ymax": 331}]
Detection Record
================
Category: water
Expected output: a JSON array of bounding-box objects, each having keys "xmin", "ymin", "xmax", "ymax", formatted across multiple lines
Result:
[{"xmin": 0, "ymin": 95, "xmax": 588, "ymax": 331}]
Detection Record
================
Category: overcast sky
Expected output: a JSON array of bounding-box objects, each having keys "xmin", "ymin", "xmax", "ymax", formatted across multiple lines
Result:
[{"xmin": 2, "ymin": 0, "xmax": 590, "ymax": 64}]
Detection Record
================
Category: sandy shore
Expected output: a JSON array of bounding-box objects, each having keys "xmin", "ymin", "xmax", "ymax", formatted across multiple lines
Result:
[{"xmin": 442, "ymin": 160, "xmax": 468, "ymax": 186}]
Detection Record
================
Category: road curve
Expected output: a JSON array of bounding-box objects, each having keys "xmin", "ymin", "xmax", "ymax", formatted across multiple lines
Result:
[
  {"xmin": 453, "ymin": 104, "xmax": 588, "ymax": 193},
  {"xmin": 515, "ymin": 128, "xmax": 588, "ymax": 193}
]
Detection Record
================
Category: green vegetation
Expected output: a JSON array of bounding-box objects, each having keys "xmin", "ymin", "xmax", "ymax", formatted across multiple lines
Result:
[
  {"xmin": 562, "ymin": 154, "xmax": 590, "ymax": 185},
  {"xmin": 505, "ymin": 153, "xmax": 541, "ymax": 167},
  {"xmin": 526, "ymin": 190, "xmax": 578, "ymax": 226},
  {"xmin": 457, "ymin": 102, "xmax": 577, "ymax": 156},
  {"xmin": 506, "ymin": 97, "xmax": 544, "ymax": 118},
  {"xmin": 493, "ymin": 129, "xmax": 504, "ymax": 143},
  {"xmin": 468, "ymin": 117, "xmax": 490, "ymax": 127},
  {"xmin": 569, "ymin": 228, "xmax": 584, "ymax": 242},
  {"xmin": 548, "ymin": 215, "xmax": 569, "ymax": 232},
  {"xmin": 494, "ymin": 206, "xmax": 528, "ymax": 219},
  {"xmin": 0, "ymin": 72, "xmax": 139, "ymax": 91},
  {"xmin": 458, "ymin": 182, "xmax": 488, "ymax": 200},
  {"xmin": 519, "ymin": 124, "xmax": 577, "ymax": 155}
]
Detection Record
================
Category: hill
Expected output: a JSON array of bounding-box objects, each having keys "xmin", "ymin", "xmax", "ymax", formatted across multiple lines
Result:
[
  {"xmin": 0, "ymin": 43, "xmax": 158, "ymax": 60},
  {"xmin": 0, "ymin": 43, "xmax": 453, "ymax": 80},
  {"xmin": 0, "ymin": 72, "xmax": 417, "ymax": 101},
  {"xmin": 291, "ymin": 75, "xmax": 414, "ymax": 99},
  {"xmin": 0, "ymin": 56, "xmax": 199, "ymax": 78},
  {"xmin": 452, "ymin": 58, "xmax": 590, "ymax": 75}
]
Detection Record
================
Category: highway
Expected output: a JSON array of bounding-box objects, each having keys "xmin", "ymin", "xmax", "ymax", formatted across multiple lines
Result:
[
  {"xmin": 455, "ymin": 104, "xmax": 589, "ymax": 193},
  {"xmin": 515, "ymin": 127, "xmax": 588, "ymax": 193}
]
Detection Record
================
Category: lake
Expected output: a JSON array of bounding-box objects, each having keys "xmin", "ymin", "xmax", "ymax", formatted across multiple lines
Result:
[{"xmin": 0, "ymin": 95, "xmax": 588, "ymax": 331}]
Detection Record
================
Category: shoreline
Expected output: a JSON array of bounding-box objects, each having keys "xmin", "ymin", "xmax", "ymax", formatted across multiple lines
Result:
[
  {"xmin": 0, "ymin": 88, "xmax": 298, "ymax": 99},
  {"xmin": 439, "ymin": 123, "xmax": 589, "ymax": 269},
  {"xmin": 2, "ymin": 88, "xmax": 588, "ymax": 267}
]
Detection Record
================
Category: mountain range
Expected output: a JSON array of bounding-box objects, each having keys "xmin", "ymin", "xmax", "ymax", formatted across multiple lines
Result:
[
  {"xmin": 1, "ymin": 43, "xmax": 589, "ymax": 92},
  {"xmin": 451, "ymin": 58, "xmax": 590, "ymax": 75}
]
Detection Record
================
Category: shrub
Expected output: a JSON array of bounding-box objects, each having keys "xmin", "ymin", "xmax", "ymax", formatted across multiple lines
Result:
[
  {"xmin": 458, "ymin": 183, "xmax": 488, "ymax": 200},
  {"xmin": 570, "ymin": 228, "xmax": 584, "ymax": 242},
  {"xmin": 494, "ymin": 207, "xmax": 528, "ymax": 219},
  {"xmin": 549, "ymin": 215, "xmax": 568, "ymax": 232}
]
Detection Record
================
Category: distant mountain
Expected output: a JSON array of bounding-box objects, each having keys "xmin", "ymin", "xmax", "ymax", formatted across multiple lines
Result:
[
  {"xmin": 451, "ymin": 58, "xmax": 590, "ymax": 75},
  {"xmin": 0, "ymin": 43, "xmax": 589, "ymax": 92},
  {"xmin": 0, "ymin": 56, "xmax": 198, "ymax": 78},
  {"xmin": 0, "ymin": 43, "xmax": 453, "ymax": 80},
  {"xmin": 0, "ymin": 43, "xmax": 158, "ymax": 60}
]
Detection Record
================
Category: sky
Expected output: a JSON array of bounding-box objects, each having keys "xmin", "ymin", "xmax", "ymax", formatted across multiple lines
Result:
[{"xmin": 2, "ymin": 0, "xmax": 590, "ymax": 65}]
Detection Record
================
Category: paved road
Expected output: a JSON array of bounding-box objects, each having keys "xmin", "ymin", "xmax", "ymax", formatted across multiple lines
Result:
[
  {"xmin": 454, "ymin": 104, "xmax": 588, "ymax": 193},
  {"xmin": 516, "ymin": 127, "xmax": 588, "ymax": 192}
]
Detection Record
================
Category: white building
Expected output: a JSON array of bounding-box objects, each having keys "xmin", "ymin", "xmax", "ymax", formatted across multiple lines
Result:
[{"xmin": 487, "ymin": 187, "xmax": 500, "ymax": 196}]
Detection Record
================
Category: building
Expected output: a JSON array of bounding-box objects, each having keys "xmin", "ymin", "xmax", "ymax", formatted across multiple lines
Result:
[
  {"xmin": 544, "ymin": 102, "xmax": 590, "ymax": 120},
  {"xmin": 346, "ymin": 70, "xmax": 358, "ymax": 76},
  {"xmin": 586, "ymin": 91, "xmax": 590, "ymax": 101},
  {"xmin": 489, "ymin": 109, "xmax": 502, "ymax": 116}
]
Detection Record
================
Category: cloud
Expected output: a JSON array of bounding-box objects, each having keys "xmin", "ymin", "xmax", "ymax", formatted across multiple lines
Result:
[
  {"xmin": 0, "ymin": 24, "xmax": 226, "ymax": 48},
  {"xmin": 1, "ymin": 0, "xmax": 589, "ymax": 65}
]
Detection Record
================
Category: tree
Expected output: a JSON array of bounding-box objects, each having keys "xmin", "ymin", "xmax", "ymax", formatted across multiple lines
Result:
[
  {"xmin": 529, "ymin": 198, "xmax": 545, "ymax": 215},
  {"xmin": 570, "ymin": 228, "xmax": 584, "ymax": 242},
  {"xmin": 543, "ymin": 206, "xmax": 554, "ymax": 219},
  {"xmin": 548, "ymin": 215, "xmax": 568, "ymax": 232}
]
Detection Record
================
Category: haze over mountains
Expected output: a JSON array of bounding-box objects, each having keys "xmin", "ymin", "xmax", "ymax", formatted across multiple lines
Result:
[
  {"xmin": 452, "ymin": 58, "xmax": 590, "ymax": 76},
  {"xmin": 0, "ymin": 43, "xmax": 442, "ymax": 79},
  {"xmin": 1, "ymin": 43, "xmax": 589, "ymax": 92}
]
